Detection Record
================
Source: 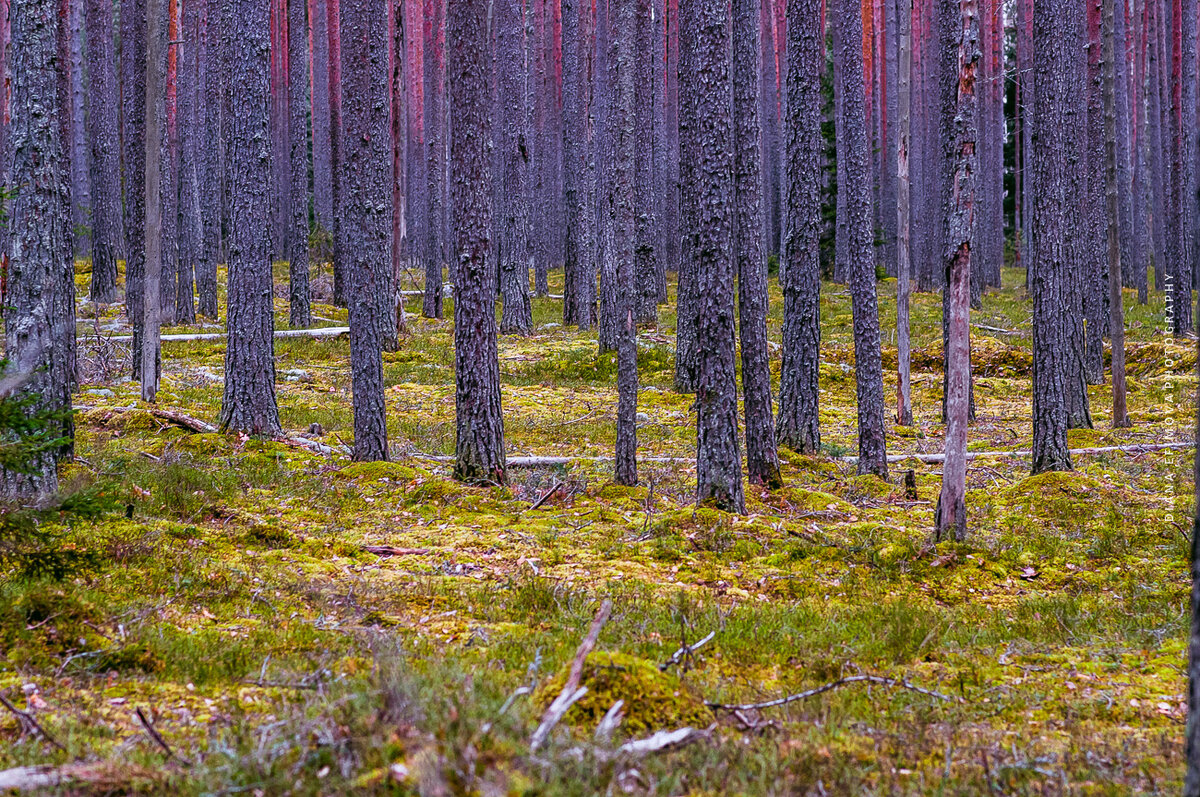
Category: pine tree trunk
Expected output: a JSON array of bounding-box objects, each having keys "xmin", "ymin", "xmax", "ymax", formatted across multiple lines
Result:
[
  {"xmin": 633, "ymin": 0, "xmax": 657, "ymax": 326},
  {"xmin": 689, "ymin": 0, "xmax": 744, "ymax": 513},
  {"xmin": 327, "ymin": 0, "xmax": 346, "ymax": 306},
  {"xmin": 496, "ymin": 0, "xmax": 532, "ymax": 336},
  {"xmin": 776, "ymin": 0, "xmax": 823, "ymax": 455},
  {"xmin": 388, "ymin": 0, "xmax": 405, "ymax": 342},
  {"xmin": 85, "ymin": 0, "xmax": 122, "ymax": 302},
  {"xmin": 1102, "ymin": 0, "xmax": 1130, "ymax": 428},
  {"xmin": 196, "ymin": 0, "xmax": 220, "ymax": 318},
  {"xmin": 673, "ymin": 0, "xmax": 698, "ymax": 393},
  {"xmin": 1063, "ymin": 2, "xmax": 1093, "ymax": 429},
  {"xmin": 176, "ymin": 0, "xmax": 200, "ymax": 324},
  {"xmin": 612, "ymin": 0, "xmax": 638, "ymax": 487},
  {"xmin": 1148, "ymin": 0, "xmax": 1167, "ymax": 294},
  {"xmin": 2, "ymin": 0, "xmax": 71, "ymax": 498},
  {"xmin": 935, "ymin": 0, "xmax": 978, "ymax": 543},
  {"xmin": 896, "ymin": 0, "xmax": 914, "ymax": 427},
  {"xmin": 157, "ymin": 0, "xmax": 178, "ymax": 327},
  {"xmin": 309, "ymin": 0, "xmax": 332, "ymax": 230},
  {"xmin": 1031, "ymin": 0, "xmax": 1073, "ymax": 474},
  {"xmin": 67, "ymin": 0, "xmax": 89, "ymax": 255},
  {"xmin": 449, "ymin": 0, "xmax": 505, "ymax": 485},
  {"xmin": 835, "ymin": 0, "xmax": 889, "ymax": 479},
  {"xmin": 595, "ymin": 0, "xmax": 618, "ymax": 354},
  {"xmin": 421, "ymin": 0, "xmax": 444, "ymax": 318},
  {"xmin": 121, "ymin": 0, "xmax": 147, "ymax": 372},
  {"xmin": 287, "ymin": 0, "xmax": 310, "ymax": 328},
  {"xmin": 732, "ymin": 0, "xmax": 781, "ymax": 489},
  {"xmin": 340, "ymin": 0, "xmax": 389, "ymax": 461},
  {"xmin": 562, "ymin": 0, "xmax": 592, "ymax": 328},
  {"xmin": 662, "ymin": 0, "xmax": 680, "ymax": 299},
  {"xmin": 142, "ymin": 0, "xmax": 163, "ymax": 401},
  {"xmin": 220, "ymin": 0, "xmax": 281, "ymax": 435},
  {"xmin": 1083, "ymin": 0, "xmax": 1109, "ymax": 385}
]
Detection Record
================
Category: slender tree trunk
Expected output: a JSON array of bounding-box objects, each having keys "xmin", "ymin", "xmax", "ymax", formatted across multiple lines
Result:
[
  {"xmin": 68, "ymin": 0, "xmax": 89, "ymax": 255},
  {"xmin": 595, "ymin": 0, "xmax": 618, "ymax": 354},
  {"xmin": 1031, "ymin": 0, "xmax": 1073, "ymax": 474},
  {"xmin": 1063, "ymin": 0, "xmax": 1093, "ymax": 429},
  {"xmin": 287, "ymin": 0, "xmax": 310, "ymax": 328},
  {"xmin": 449, "ymin": 0, "xmax": 505, "ymax": 484},
  {"xmin": 142, "ymin": 0, "xmax": 163, "ymax": 401},
  {"xmin": 663, "ymin": 0, "xmax": 680, "ymax": 300},
  {"xmin": 2, "ymin": 0, "xmax": 71, "ymax": 498},
  {"xmin": 632, "ymin": 0, "xmax": 657, "ymax": 326},
  {"xmin": 612, "ymin": 0, "xmax": 638, "ymax": 487},
  {"xmin": 221, "ymin": 0, "xmax": 281, "ymax": 435},
  {"xmin": 673, "ymin": 0, "xmax": 698, "ymax": 392},
  {"xmin": 835, "ymin": 0, "xmax": 889, "ymax": 479},
  {"xmin": 388, "ymin": 0, "xmax": 405, "ymax": 342},
  {"xmin": 339, "ymin": 0, "xmax": 389, "ymax": 461},
  {"xmin": 196, "ymin": 0, "xmax": 220, "ymax": 318},
  {"xmin": 157, "ymin": 0, "xmax": 178, "ymax": 326},
  {"xmin": 310, "ymin": 0, "xmax": 332, "ymax": 229},
  {"xmin": 935, "ymin": 0, "xmax": 978, "ymax": 543},
  {"xmin": 831, "ymin": 0, "xmax": 849, "ymax": 285},
  {"xmin": 497, "ymin": 0, "xmax": 532, "ymax": 335},
  {"xmin": 1188, "ymin": 90, "xmax": 1200, "ymax": 797},
  {"xmin": 327, "ymin": 0, "xmax": 346, "ymax": 306},
  {"xmin": 562, "ymin": 0, "xmax": 590, "ymax": 328},
  {"xmin": 1083, "ymin": 0, "xmax": 1108, "ymax": 385},
  {"xmin": 896, "ymin": 0, "xmax": 913, "ymax": 427},
  {"xmin": 85, "ymin": 0, "xmax": 121, "ymax": 302},
  {"xmin": 121, "ymin": 0, "xmax": 147, "ymax": 372},
  {"xmin": 688, "ymin": 0, "xmax": 744, "ymax": 513},
  {"xmin": 1149, "ymin": 0, "xmax": 1167, "ymax": 293},
  {"xmin": 1102, "ymin": 0, "xmax": 1130, "ymax": 428},
  {"xmin": 176, "ymin": 0, "xmax": 200, "ymax": 324},
  {"xmin": 776, "ymin": 0, "xmax": 822, "ymax": 455},
  {"xmin": 421, "ymin": 0, "xmax": 445, "ymax": 318},
  {"xmin": 732, "ymin": 0, "xmax": 781, "ymax": 489}
]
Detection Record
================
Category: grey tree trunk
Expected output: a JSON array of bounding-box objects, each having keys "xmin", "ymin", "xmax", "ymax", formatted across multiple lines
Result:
[
  {"xmin": 895, "ymin": 0, "xmax": 913, "ymax": 427},
  {"xmin": 732, "ymin": 0, "xmax": 780, "ymax": 489},
  {"xmin": 496, "ymin": 0, "xmax": 532, "ymax": 335},
  {"xmin": 421, "ymin": 0, "xmax": 445, "ymax": 319},
  {"xmin": 776, "ymin": 0, "xmax": 822, "ymax": 455},
  {"xmin": 121, "ymin": 0, "xmax": 147, "ymax": 373},
  {"xmin": 449, "ymin": 0, "xmax": 505, "ymax": 485},
  {"xmin": 196, "ymin": 0, "xmax": 220, "ymax": 318},
  {"xmin": 327, "ymin": 0, "xmax": 346, "ymax": 306},
  {"xmin": 1083, "ymin": 0, "xmax": 1108, "ymax": 385},
  {"xmin": 176, "ymin": 0, "xmax": 201, "ymax": 324},
  {"xmin": 633, "ymin": 0, "xmax": 657, "ymax": 326},
  {"xmin": 835, "ymin": 0, "xmax": 889, "ymax": 479},
  {"xmin": 1030, "ymin": 0, "xmax": 1073, "ymax": 474},
  {"xmin": 1103, "ymin": 0, "xmax": 1130, "ymax": 428},
  {"xmin": 1188, "ymin": 99, "xmax": 1200, "ymax": 797},
  {"xmin": 310, "ymin": 0, "xmax": 332, "ymax": 229},
  {"xmin": 387, "ymin": 0, "xmax": 404, "ymax": 345},
  {"xmin": 674, "ymin": 0, "xmax": 699, "ymax": 393},
  {"xmin": 288, "ymin": 0, "xmax": 311, "ymax": 328},
  {"xmin": 688, "ymin": 0, "xmax": 744, "ymax": 513},
  {"xmin": 935, "ymin": 0, "xmax": 979, "ymax": 543},
  {"xmin": 2, "ymin": 0, "xmax": 72, "ymax": 498},
  {"xmin": 1063, "ymin": 1, "xmax": 1093, "ymax": 429},
  {"xmin": 85, "ymin": 0, "xmax": 122, "ymax": 302},
  {"xmin": 155, "ymin": 0, "xmax": 177, "ymax": 327},
  {"xmin": 831, "ymin": 0, "xmax": 849, "ymax": 285},
  {"xmin": 340, "ymin": 0, "xmax": 389, "ymax": 461},
  {"xmin": 142, "ymin": 0, "xmax": 163, "ymax": 401},
  {"xmin": 220, "ymin": 0, "xmax": 281, "ymax": 435},
  {"xmin": 68, "ymin": 0, "xmax": 89, "ymax": 255},
  {"xmin": 562, "ymin": 0, "xmax": 596, "ymax": 329},
  {"xmin": 613, "ymin": 0, "xmax": 638, "ymax": 487}
]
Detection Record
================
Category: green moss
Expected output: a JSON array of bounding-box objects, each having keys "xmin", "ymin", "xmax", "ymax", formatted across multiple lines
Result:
[
  {"xmin": 174, "ymin": 433, "xmax": 235, "ymax": 457},
  {"xmin": 338, "ymin": 461, "xmax": 419, "ymax": 483},
  {"xmin": 535, "ymin": 651, "xmax": 713, "ymax": 735}
]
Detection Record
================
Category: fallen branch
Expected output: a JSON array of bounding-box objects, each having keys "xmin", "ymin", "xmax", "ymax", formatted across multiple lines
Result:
[
  {"xmin": 660, "ymin": 631, "xmax": 715, "ymax": 672},
  {"xmin": 530, "ymin": 598, "xmax": 613, "ymax": 751},
  {"xmin": 613, "ymin": 726, "xmax": 708, "ymax": 757},
  {"xmin": 0, "ymin": 692, "xmax": 68, "ymax": 753},
  {"xmin": 135, "ymin": 707, "xmax": 191, "ymax": 766},
  {"xmin": 704, "ymin": 674, "xmax": 955, "ymax": 712},
  {"xmin": 361, "ymin": 545, "xmax": 431, "ymax": 557},
  {"xmin": 0, "ymin": 766, "xmax": 66, "ymax": 792},
  {"xmin": 972, "ymin": 323, "xmax": 1022, "ymax": 337},
  {"xmin": 87, "ymin": 326, "xmax": 351, "ymax": 344},
  {"xmin": 528, "ymin": 481, "xmax": 563, "ymax": 511}
]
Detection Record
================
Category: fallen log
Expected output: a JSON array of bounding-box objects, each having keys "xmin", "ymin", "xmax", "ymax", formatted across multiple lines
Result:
[{"xmin": 82, "ymin": 326, "xmax": 350, "ymax": 344}]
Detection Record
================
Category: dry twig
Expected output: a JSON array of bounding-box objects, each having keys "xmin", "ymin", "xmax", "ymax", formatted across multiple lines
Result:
[
  {"xmin": 135, "ymin": 707, "xmax": 191, "ymax": 766},
  {"xmin": 705, "ymin": 674, "xmax": 955, "ymax": 712},
  {"xmin": 0, "ymin": 692, "xmax": 67, "ymax": 753},
  {"xmin": 530, "ymin": 599, "xmax": 612, "ymax": 751}
]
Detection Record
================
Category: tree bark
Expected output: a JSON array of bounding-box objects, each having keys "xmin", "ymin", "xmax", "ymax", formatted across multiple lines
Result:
[
  {"xmin": 287, "ymin": 0, "xmax": 310, "ymax": 328},
  {"xmin": 776, "ymin": 0, "xmax": 823, "ymax": 455},
  {"xmin": 1063, "ymin": 0, "xmax": 1093, "ymax": 429},
  {"xmin": 421, "ymin": 0, "xmax": 445, "ymax": 318},
  {"xmin": 1103, "ymin": 0, "xmax": 1130, "ymax": 428},
  {"xmin": 449, "ymin": 0, "xmax": 505, "ymax": 485},
  {"xmin": 688, "ymin": 0, "xmax": 744, "ymax": 513},
  {"xmin": 732, "ymin": 0, "xmax": 781, "ymax": 489},
  {"xmin": 309, "ymin": 0, "xmax": 332, "ymax": 229},
  {"xmin": 496, "ymin": 0, "xmax": 533, "ymax": 335},
  {"xmin": 67, "ymin": 0, "xmax": 89, "ymax": 255},
  {"xmin": 157, "ymin": 0, "xmax": 178, "ymax": 326},
  {"xmin": 220, "ymin": 0, "xmax": 281, "ymax": 435},
  {"xmin": 196, "ymin": 0, "xmax": 220, "ymax": 318},
  {"xmin": 633, "ymin": 0, "xmax": 657, "ymax": 326},
  {"xmin": 612, "ymin": 0, "xmax": 638, "ymax": 487},
  {"xmin": 121, "ymin": 0, "xmax": 146, "ymax": 372},
  {"xmin": 142, "ymin": 0, "xmax": 163, "ymax": 401},
  {"xmin": 935, "ymin": 0, "xmax": 978, "ymax": 543},
  {"xmin": 1031, "ymin": 0, "xmax": 1073, "ymax": 474},
  {"xmin": 2, "ymin": 0, "xmax": 72, "ymax": 498},
  {"xmin": 835, "ymin": 0, "xmax": 889, "ymax": 479},
  {"xmin": 327, "ymin": 0, "xmax": 345, "ymax": 306},
  {"xmin": 84, "ymin": 0, "xmax": 122, "ymax": 302},
  {"xmin": 339, "ymin": 0, "xmax": 389, "ymax": 461},
  {"xmin": 562, "ymin": 0, "xmax": 596, "ymax": 329},
  {"xmin": 176, "ymin": 0, "xmax": 201, "ymax": 324},
  {"xmin": 387, "ymin": 0, "xmax": 405, "ymax": 344},
  {"xmin": 673, "ymin": 0, "xmax": 699, "ymax": 392},
  {"xmin": 896, "ymin": 0, "xmax": 913, "ymax": 427}
]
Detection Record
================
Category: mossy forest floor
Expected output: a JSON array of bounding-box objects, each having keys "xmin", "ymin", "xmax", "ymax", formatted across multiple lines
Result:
[{"xmin": 1, "ymin": 262, "xmax": 1196, "ymax": 794}]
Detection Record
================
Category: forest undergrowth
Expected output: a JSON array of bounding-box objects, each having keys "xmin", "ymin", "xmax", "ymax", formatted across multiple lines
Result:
[{"xmin": 0, "ymin": 262, "xmax": 1195, "ymax": 795}]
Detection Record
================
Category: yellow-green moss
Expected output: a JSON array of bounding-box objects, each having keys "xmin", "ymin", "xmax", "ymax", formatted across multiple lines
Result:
[{"xmin": 535, "ymin": 651, "xmax": 712, "ymax": 735}]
